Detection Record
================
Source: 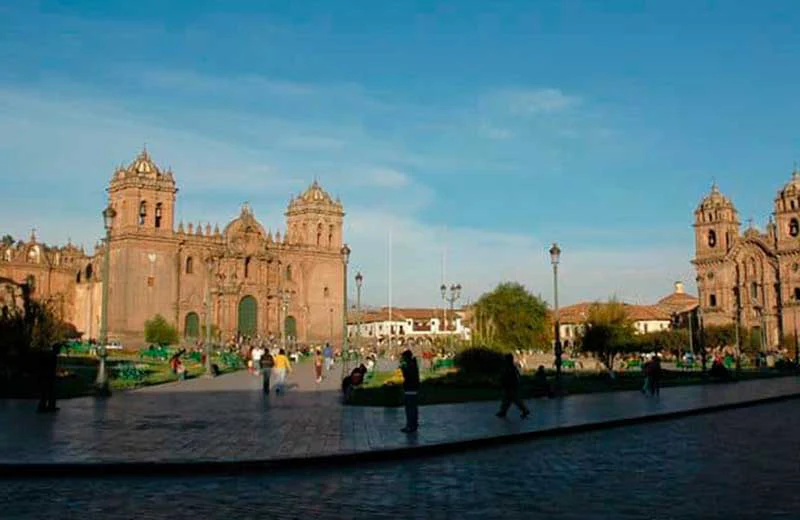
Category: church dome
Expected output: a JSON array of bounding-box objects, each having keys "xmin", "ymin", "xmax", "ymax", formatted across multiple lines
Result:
[
  {"xmin": 287, "ymin": 180, "xmax": 343, "ymax": 212},
  {"xmin": 777, "ymin": 168, "xmax": 800, "ymax": 198},
  {"xmin": 223, "ymin": 202, "xmax": 267, "ymax": 239},
  {"xmin": 696, "ymin": 182, "xmax": 735, "ymax": 212},
  {"xmin": 111, "ymin": 148, "xmax": 175, "ymax": 183}
]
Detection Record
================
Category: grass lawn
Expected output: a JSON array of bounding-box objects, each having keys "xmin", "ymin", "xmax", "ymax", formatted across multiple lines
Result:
[
  {"xmin": 348, "ymin": 367, "xmax": 797, "ymax": 407},
  {"xmin": 1, "ymin": 351, "xmax": 243, "ymax": 399}
]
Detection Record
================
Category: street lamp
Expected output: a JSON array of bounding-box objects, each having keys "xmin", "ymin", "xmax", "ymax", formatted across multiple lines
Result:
[
  {"xmin": 549, "ymin": 242, "xmax": 562, "ymax": 393},
  {"xmin": 355, "ymin": 271, "xmax": 363, "ymax": 350},
  {"xmin": 441, "ymin": 283, "xmax": 462, "ymax": 349},
  {"xmin": 793, "ymin": 293, "xmax": 800, "ymax": 369},
  {"xmin": 341, "ymin": 244, "xmax": 351, "ymax": 357},
  {"xmin": 204, "ymin": 256, "xmax": 216, "ymax": 377},
  {"xmin": 96, "ymin": 205, "xmax": 116, "ymax": 397}
]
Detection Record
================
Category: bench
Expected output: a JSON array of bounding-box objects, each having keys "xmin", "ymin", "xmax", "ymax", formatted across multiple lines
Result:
[
  {"xmin": 562, "ymin": 359, "xmax": 576, "ymax": 370},
  {"xmin": 139, "ymin": 346, "xmax": 171, "ymax": 361}
]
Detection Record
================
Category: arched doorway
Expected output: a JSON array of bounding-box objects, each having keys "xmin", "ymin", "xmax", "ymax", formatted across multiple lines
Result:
[
  {"xmin": 284, "ymin": 315, "xmax": 297, "ymax": 340},
  {"xmin": 238, "ymin": 296, "xmax": 258, "ymax": 338},
  {"xmin": 184, "ymin": 312, "xmax": 200, "ymax": 339}
]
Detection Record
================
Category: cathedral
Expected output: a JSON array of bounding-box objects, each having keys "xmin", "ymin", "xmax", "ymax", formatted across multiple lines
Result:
[
  {"xmin": 0, "ymin": 149, "xmax": 347, "ymax": 347},
  {"xmin": 693, "ymin": 168, "xmax": 800, "ymax": 349}
]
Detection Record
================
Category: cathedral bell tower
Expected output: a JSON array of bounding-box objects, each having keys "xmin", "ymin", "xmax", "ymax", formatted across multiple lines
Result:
[
  {"xmin": 107, "ymin": 148, "xmax": 178, "ymax": 236},
  {"xmin": 284, "ymin": 180, "xmax": 345, "ymax": 249},
  {"xmin": 773, "ymin": 167, "xmax": 800, "ymax": 253},
  {"xmin": 694, "ymin": 183, "xmax": 740, "ymax": 260}
]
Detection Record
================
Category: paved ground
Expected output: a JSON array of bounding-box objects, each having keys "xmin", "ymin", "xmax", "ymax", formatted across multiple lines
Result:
[
  {"xmin": 1, "ymin": 366, "xmax": 799, "ymax": 466},
  {"xmin": 4, "ymin": 399, "xmax": 800, "ymax": 519}
]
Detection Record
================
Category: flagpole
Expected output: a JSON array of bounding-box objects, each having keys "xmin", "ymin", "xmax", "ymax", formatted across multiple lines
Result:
[{"xmin": 388, "ymin": 227, "xmax": 393, "ymax": 358}]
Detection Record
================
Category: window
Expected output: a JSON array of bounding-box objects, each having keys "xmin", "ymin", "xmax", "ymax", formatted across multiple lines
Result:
[
  {"xmin": 185, "ymin": 256, "xmax": 193, "ymax": 274},
  {"xmin": 792, "ymin": 200, "xmax": 797, "ymax": 210},
  {"xmin": 155, "ymin": 203, "xmax": 163, "ymax": 228},
  {"xmin": 707, "ymin": 229, "xmax": 717, "ymax": 247},
  {"xmin": 790, "ymin": 218, "xmax": 799, "ymax": 237},
  {"xmin": 285, "ymin": 264, "xmax": 292, "ymax": 281},
  {"xmin": 316, "ymin": 224, "xmax": 322, "ymax": 246},
  {"xmin": 328, "ymin": 224, "xmax": 334, "ymax": 247},
  {"xmin": 794, "ymin": 287, "xmax": 800, "ymax": 301},
  {"xmin": 709, "ymin": 294, "xmax": 717, "ymax": 307},
  {"xmin": 139, "ymin": 201, "xmax": 147, "ymax": 226},
  {"xmin": 323, "ymin": 286, "xmax": 330, "ymax": 298},
  {"xmin": 85, "ymin": 264, "xmax": 93, "ymax": 280},
  {"xmin": 244, "ymin": 257, "xmax": 251, "ymax": 278},
  {"xmin": 643, "ymin": 323, "xmax": 648, "ymax": 333},
  {"xmin": 751, "ymin": 282, "xmax": 758, "ymax": 300},
  {"xmin": 76, "ymin": 271, "xmax": 82, "ymax": 283}
]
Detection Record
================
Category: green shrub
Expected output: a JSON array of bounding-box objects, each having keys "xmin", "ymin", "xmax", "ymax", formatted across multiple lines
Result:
[
  {"xmin": 454, "ymin": 346, "xmax": 505, "ymax": 375},
  {"xmin": 144, "ymin": 314, "xmax": 179, "ymax": 346}
]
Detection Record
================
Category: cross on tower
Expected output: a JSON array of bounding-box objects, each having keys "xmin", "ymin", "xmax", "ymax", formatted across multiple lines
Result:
[{"xmin": 747, "ymin": 217, "xmax": 754, "ymax": 229}]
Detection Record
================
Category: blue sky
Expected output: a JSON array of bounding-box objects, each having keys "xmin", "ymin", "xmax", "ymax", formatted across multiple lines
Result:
[{"xmin": 2, "ymin": 0, "xmax": 800, "ymax": 307}]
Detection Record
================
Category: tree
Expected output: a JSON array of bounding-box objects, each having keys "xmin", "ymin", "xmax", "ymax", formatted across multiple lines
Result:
[
  {"xmin": 1, "ymin": 234, "xmax": 14, "ymax": 247},
  {"xmin": 638, "ymin": 329, "xmax": 690, "ymax": 353},
  {"xmin": 144, "ymin": 314, "xmax": 179, "ymax": 346},
  {"xmin": 579, "ymin": 298, "xmax": 637, "ymax": 369},
  {"xmin": 702, "ymin": 324, "xmax": 738, "ymax": 350},
  {"xmin": 472, "ymin": 282, "xmax": 550, "ymax": 352}
]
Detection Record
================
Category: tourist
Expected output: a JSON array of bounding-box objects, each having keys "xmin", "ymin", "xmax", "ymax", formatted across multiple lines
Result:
[
  {"xmin": 36, "ymin": 342, "xmax": 62, "ymax": 413},
  {"xmin": 532, "ymin": 365, "xmax": 551, "ymax": 398},
  {"xmin": 252, "ymin": 345, "xmax": 264, "ymax": 376},
  {"xmin": 323, "ymin": 342, "xmax": 333, "ymax": 371},
  {"xmin": 260, "ymin": 350, "xmax": 274, "ymax": 393},
  {"xmin": 314, "ymin": 348, "xmax": 324, "ymax": 383},
  {"xmin": 496, "ymin": 354, "xmax": 531, "ymax": 419},
  {"xmin": 641, "ymin": 357, "xmax": 653, "ymax": 395},
  {"xmin": 650, "ymin": 354, "xmax": 662, "ymax": 396},
  {"xmin": 400, "ymin": 349, "xmax": 420, "ymax": 433},
  {"xmin": 273, "ymin": 348, "xmax": 292, "ymax": 394}
]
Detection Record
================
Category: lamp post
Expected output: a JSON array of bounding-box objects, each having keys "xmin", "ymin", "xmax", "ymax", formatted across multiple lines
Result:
[
  {"xmin": 549, "ymin": 243, "xmax": 562, "ymax": 393},
  {"xmin": 440, "ymin": 283, "xmax": 462, "ymax": 349},
  {"xmin": 355, "ymin": 271, "xmax": 363, "ymax": 350},
  {"xmin": 204, "ymin": 257, "xmax": 216, "ymax": 377},
  {"xmin": 96, "ymin": 205, "xmax": 116, "ymax": 397},
  {"xmin": 341, "ymin": 244, "xmax": 351, "ymax": 356},
  {"xmin": 794, "ymin": 294, "xmax": 800, "ymax": 369}
]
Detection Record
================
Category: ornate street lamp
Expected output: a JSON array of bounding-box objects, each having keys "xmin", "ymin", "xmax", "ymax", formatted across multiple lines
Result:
[
  {"xmin": 355, "ymin": 271, "xmax": 363, "ymax": 350},
  {"xmin": 341, "ymin": 244, "xmax": 351, "ymax": 357},
  {"xmin": 96, "ymin": 205, "xmax": 116, "ymax": 397},
  {"xmin": 280, "ymin": 289, "xmax": 292, "ymax": 351},
  {"xmin": 441, "ymin": 282, "xmax": 462, "ymax": 349},
  {"xmin": 549, "ymin": 242, "xmax": 562, "ymax": 393}
]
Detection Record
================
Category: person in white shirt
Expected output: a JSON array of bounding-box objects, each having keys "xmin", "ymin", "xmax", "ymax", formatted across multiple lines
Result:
[{"xmin": 252, "ymin": 346, "xmax": 264, "ymax": 376}]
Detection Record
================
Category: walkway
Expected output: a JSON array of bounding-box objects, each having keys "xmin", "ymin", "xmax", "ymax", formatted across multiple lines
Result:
[{"xmin": 1, "ymin": 372, "xmax": 799, "ymax": 474}]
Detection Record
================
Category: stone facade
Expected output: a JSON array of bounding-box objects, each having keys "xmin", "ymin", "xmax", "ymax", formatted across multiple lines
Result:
[
  {"xmin": 692, "ymin": 170, "xmax": 800, "ymax": 349},
  {"xmin": 0, "ymin": 149, "xmax": 347, "ymax": 347}
]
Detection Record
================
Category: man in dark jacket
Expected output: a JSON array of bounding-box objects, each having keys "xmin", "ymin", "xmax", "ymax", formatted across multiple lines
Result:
[
  {"xmin": 400, "ymin": 349, "xmax": 420, "ymax": 433},
  {"xmin": 37, "ymin": 342, "xmax": 62, "ymax": 413},
  {"xmin": 496, "ymin": 354, "xmax": 530, "ymax": 418}
]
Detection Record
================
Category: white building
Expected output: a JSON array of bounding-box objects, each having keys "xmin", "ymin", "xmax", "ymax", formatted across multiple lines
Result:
[{"xmin": 347, "ymin": 307, "xmax": 471, "ymax": 343}]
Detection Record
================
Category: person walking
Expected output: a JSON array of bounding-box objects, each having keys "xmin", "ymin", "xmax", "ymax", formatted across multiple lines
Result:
[
  {"xmin": 496, "ymin": 354, "xmax": 530, "ymax": 419},
  {"xmin": 650, "ymin": 354, "xmax": 662, "ymax": 396},
  {"xmin": 260, "ymin": 350, "xmax": 274, "ymax": 393},
  {"xmin": 323, "ymin": 343, "xmax": 333, "ymax": 371},
  {"xmin": 314, "ymin": 348, "xmax": 324, "ymax": 384},
  {"xmin": 273, "ymin": 348, "xmax": 292, "ymax": 394},
  {"xmin": 641, "ymin": 357, "xmax": 653, "ymax": 395},
  {"xmin": 400, "ymin": 349, "xmax": 420, "ymax": 433},
  {"xmin": 252, "ymin": 345, "xmax": 264, "ymax": 376},
  {"xmin": 36, "ymin": 342, "xmax": 62, "ymax": 413}
]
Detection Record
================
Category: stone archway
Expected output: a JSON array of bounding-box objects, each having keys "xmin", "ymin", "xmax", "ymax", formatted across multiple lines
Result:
[
  {"xmin": 238, "ymin": 295, "xmax": 258, "ymax": 338},
  {"xmin": 184, "ymin": 312, "xmax": 200, "ymax": 339}
]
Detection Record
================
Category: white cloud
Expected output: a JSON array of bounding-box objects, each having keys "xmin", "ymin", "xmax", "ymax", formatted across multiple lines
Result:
[{"xmin": 491, "ymin": 87, "xmax": 581, "ymax": 116}]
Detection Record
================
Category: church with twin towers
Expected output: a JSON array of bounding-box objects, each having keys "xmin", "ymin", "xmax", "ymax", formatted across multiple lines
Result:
[
  {"xmin": 0, "ymin": 149, "xmax": 348, "ymax": 346},
  {"xmin": 693, "ymin": 167, "xmax": 800, "ymax": 349}
]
